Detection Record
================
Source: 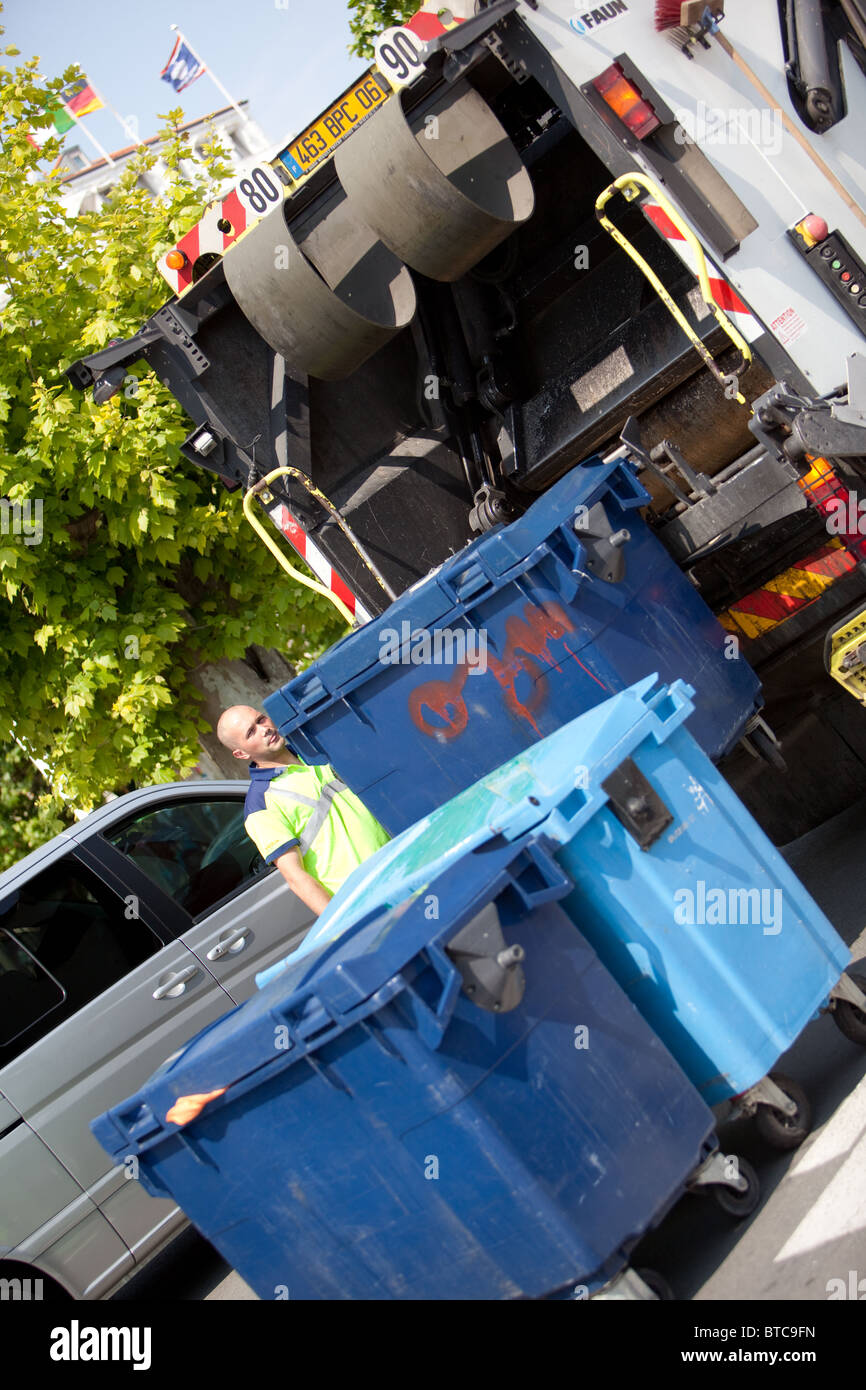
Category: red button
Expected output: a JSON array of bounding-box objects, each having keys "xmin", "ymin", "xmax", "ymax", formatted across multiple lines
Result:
[
  {"xmin": 841, "ymin": 271, "xmax": 852, "ymax": 282},
  {"xmin": 801, "ymin": 214, "xmax": 829, "ymax": 242}
]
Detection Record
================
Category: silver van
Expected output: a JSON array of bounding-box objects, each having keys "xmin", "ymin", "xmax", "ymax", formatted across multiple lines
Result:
[{"xmin": 0, "ymin": 780, "xmax": 313, "ymax": 1299}]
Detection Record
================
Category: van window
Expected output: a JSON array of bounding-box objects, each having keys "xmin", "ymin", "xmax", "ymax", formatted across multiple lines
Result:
[
  {"xmin": 103, "ymin": 797, "xmax": 267, "ymax": 920},
  {"xmin": 0, "ymin": 931, "xmax": 64, "ymax": 1047},
  {"xmin": 0, "ymin": 859, "xmax": 161, "ymax": 1066}
]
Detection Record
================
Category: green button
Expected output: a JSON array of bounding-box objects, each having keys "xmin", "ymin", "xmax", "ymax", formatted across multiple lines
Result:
[{"xmin": 832, "ymin": 259, "xmax": 842, "ymax": 269}]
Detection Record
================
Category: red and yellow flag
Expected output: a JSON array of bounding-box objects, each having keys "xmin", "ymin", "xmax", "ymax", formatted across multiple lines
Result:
[{"xmin": 51, "ymin": 77, "xmax": 103, "ymax": 134}]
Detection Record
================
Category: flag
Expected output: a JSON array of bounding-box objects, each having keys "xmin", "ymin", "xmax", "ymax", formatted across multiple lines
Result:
[
  {"xmin": 160, "ymin": 37, "xmax": 206, "ymax": 93},
  {"xmin": 51, "ymin": 78, "xmax": 104, "ymax": 134}
]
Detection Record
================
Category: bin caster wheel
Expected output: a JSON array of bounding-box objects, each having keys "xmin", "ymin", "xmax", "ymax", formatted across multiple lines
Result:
[
  {"xmin": 754, "ymin": 1072, "xmax": 812, "ymax": 1151},
  {"xmin": 833, "ymin": 972, "xmax": 866, "ymax": 1046},
  {"xmin": 635, "ymin": 1267, "xmax": 674, "ymax": 1301},
  {"xmin": 747, "ymin": 725, "xmax": 787, "ymax": 773},
  {"xmin": 711, "ymin": 1157, "xmax": 760, "ymax": 1219}
]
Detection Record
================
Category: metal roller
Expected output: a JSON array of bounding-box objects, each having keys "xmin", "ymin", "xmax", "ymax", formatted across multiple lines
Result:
[
  {"xmin": 223, "ymin": 193, "xmax": 416, "ymax": 380},
  {"xmin": 335, "ymin": 80, "xmax": 534, "ymax": 282}
]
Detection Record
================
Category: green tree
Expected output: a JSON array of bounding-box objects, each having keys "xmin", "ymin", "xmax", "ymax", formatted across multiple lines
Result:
[
  {"xmin": 0, "ymin": 744, "xmax": 71, "ymax": 872},
  {"xmin": 0, "ymin": 32, "xmax": 346, "ymax": 856},
  {"xmin": 348, "ymin": 0, "xmax": 421, "ymax": 58}
]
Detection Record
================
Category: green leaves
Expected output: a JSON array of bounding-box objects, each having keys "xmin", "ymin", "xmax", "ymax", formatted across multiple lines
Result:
[
  {"xmin": 347, "ymin": 0, "xmax": 419, "ymax": 57},
  {"xmin": 0, "ymin": 43, "xmax": 348, "ymax": 860},
  {"xmin": 0, "ymin": 742, "xmax": 72, "ymax": 873}
]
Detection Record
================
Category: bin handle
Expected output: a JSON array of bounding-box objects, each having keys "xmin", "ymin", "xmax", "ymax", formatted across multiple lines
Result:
[
  {"xmin": 405, "ymin": 944, "xmax": 465, "ymax": 1050},
  {"xmin": 605, "ymin": 460, "xmax": 651, "ymax": 510},
  {"xmin": 439, "ymin": 552, "xmax": 498, "ymax": 607},
  {"xmin": 507, "ymin": 839, "xmax": 576, "ymax": 907},
  {"xmin": 294, "ymin": 675, "xmax": 330, "ymax": 711},
  {"xmin": 595, "ymin": 172, "xmax": 751, "ymax": 405},
  {"xmin": 281, "ymin": 907, "xmax": 398, "ymax": 998}
]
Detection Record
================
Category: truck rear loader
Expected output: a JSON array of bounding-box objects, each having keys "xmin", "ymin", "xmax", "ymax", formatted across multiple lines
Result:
[{"xmin": 68, "ymin": 0, "xmax": 866, "ymax": 843}]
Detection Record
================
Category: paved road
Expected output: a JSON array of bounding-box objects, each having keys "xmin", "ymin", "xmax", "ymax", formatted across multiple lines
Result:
[{"xmin": 112, "ymin": 796, "xmax": 866, "ymax": 1303}]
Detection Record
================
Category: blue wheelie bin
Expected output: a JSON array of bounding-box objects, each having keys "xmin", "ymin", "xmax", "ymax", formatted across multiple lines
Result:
[
  {"xmin": 91, "ymin": 836, "xmax": 720, "ymax": 1301},
  {"xmin": 261, "ymin": 675, "xmax": 852, "ymax": 1110},
  {"xmin": 263, "ymin": 456, "xmax": 762, "ymax": 834}
]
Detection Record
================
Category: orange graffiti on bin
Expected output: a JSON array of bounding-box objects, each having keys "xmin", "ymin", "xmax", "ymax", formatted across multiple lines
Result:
[
  {"xmin": 408, "ymin": 600, "xmax": 608, "ymax": 740},
  {"xmin": 408, "ymin": 663, "xmax": 471, "ymax": 740}
]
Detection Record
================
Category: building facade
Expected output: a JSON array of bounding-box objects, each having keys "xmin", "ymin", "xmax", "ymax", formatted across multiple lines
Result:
[{"xmin": 56, "ymin": 101, "xmax": 272, "ymax": 215}]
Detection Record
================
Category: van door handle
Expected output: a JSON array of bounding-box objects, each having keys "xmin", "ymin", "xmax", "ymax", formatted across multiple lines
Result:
[
  {"xmin": 152, "ymin": 965, "xmax": 198, "ymax": 999},
  {"xmin": 206, "ymin": 927, "xmax": 251, "ymax": 961}
]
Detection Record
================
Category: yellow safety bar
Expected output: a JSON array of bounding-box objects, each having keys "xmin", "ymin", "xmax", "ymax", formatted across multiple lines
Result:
[
  {"xmin": 595, "ymin": 172, "xmax": 752, "ymax": 406},
  {"xmin": 243, "ymin": 466, "xmax": 397, "ymax": 628},
  {"xmin": 825, "ymin": 603, "xmax": 866, "ymax": 705}
]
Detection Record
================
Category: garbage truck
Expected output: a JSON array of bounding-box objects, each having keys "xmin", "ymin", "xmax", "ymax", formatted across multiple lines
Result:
[{"xmin": 67, "ymin": 0, "xmax": 866, "ymax": 843}]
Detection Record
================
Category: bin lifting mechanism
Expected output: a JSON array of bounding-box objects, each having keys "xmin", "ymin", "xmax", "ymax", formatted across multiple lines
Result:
[{"xmin": 595, "ymin": 171, "xmax": 753, "ymax": 406}]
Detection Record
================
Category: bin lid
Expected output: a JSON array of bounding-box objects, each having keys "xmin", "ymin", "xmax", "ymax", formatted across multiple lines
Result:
[
  {"xmin": 90, "ymin": 834, "xmax": 562, "ymax": 1164},
  {"xmin": 257, "ymin": 673, "xmax": 695, "ymax": 987},
  {"xmin": 92, "ymin": 676, "xmax": 696, "ymax": 1166},
  {"xmin": 266, "ymin": 456, "xmax": 648, "ymax": 714}
]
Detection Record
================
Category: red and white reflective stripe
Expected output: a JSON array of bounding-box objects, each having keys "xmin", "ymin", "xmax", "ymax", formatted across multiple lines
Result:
[
  {"xmin": 158, "ymin": 189, "xmax": 249, "ymax": 294},
  {"xmin": 641, "ymin": 200, "xmax": 764, "ymax": 343},
  {"xmin": 267, "ymin": 503, "xmax": 372, "ymax": 624}
]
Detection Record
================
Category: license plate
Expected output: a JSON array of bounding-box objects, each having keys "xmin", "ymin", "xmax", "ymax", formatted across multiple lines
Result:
[{"xmin": 279, "ymin": 72, "xmax": 391, "ymax": 180}]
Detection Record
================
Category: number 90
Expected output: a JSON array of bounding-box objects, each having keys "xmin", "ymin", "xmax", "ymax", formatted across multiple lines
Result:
[{"xmin": 376, "ymin": 28, "xmax": 424, "ymax": 85}]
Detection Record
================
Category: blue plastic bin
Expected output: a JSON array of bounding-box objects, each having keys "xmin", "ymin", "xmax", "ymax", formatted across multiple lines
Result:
[
  {"xmin": 91, "ymin": 836, "xmax": 717, "ymax": 1301},
  {"xmin": 264, "ymin": 457, "xmax": 762, "ymax": 835},
  {"xmin": 265, "ymin": 676, "xmax": 851, "ymax": 1107}
]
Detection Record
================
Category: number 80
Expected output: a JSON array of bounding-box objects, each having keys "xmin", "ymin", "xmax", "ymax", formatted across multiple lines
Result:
[{"xmin": 239, "ymin": 167, "xmax": 281, "ymax": 216}]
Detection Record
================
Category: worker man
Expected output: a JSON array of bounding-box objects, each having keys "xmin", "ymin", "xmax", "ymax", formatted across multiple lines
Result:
[{"xmin": 216, "ymin": 704, "xmax": 390, "ymax": 916}]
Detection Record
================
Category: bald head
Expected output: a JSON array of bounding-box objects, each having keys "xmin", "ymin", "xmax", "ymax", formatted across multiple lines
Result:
[
  {"xmin": 216, "ymin": 705, "xmax": 291, "ymax": 764},
  {"xmin": 216, "ymin": 705, "xmax": 258, "ymax": 751}
]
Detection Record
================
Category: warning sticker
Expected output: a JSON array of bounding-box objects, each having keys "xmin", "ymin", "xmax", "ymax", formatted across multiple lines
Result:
[{"xmin": 770, "ymin": 305, "xmax": 807, "ymax": 346}]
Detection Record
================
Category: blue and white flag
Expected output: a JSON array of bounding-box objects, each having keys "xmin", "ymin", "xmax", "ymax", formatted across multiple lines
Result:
[{"xmin": 160, "ymin": 37, "xmax": 206, "ymax": 93}]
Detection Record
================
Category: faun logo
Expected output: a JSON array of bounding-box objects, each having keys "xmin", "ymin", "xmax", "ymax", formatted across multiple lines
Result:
[{"xmin": 570, "ymin": 1, "xmax": 629, "ymax": 36}]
